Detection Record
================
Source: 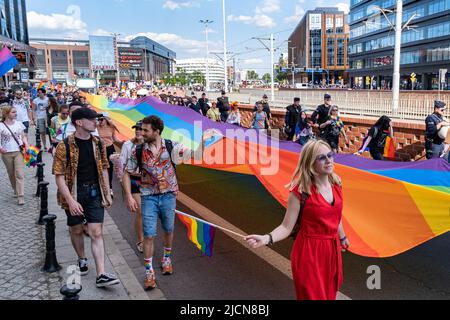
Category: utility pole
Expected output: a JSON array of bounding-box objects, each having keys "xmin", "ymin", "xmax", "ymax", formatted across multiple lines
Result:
[
  {"xmin": 222, "ymin": 0, "xmax": 228, "ymax": 92},
  {"xmin": 290, "ymin": 46, "xmax": 296, "ymax": 86},
  {"xmin": 200, "ymin": 20, "xmax": 213, "ymax": 92},
  {"xmin": 252, "ymin": 35, "xmax": 276, "ymax": 102},
  {"xmin": 112, "ymin": 33, "xmax": 121, "ymax": 89},
  {"xmin": 392, "ymin": 0, "xmax": 402, "ymax": 114}
]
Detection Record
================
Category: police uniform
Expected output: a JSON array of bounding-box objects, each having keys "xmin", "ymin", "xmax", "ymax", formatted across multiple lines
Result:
[{"xmin": 425, "ymin": 101, "xmax": 447, "ymax": 159}]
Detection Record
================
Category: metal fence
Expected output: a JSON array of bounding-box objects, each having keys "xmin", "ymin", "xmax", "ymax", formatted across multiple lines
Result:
[{"xmin": 224, "ymin": 89, "xmax": 450, "ymax": 121}]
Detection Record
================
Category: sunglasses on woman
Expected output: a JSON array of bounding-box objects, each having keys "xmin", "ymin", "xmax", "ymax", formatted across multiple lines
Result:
[{"xmin": 316, "ymin": 152, "xmax": 336, "ymax": 163}]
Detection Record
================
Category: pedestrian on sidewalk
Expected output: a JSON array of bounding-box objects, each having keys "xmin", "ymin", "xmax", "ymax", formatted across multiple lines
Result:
[
  {"xmin": 53, "ymin": 107, "xmax": 120, "ymax": 288},
  {"xmin": 12, "ymin": 90, "xmax": 34, "ymax": 136},
  {"xmin": 32, "ymin": 89, "xmax": 50, "ymax": 151},
  {"xmin": 120, "ymin": 121, "xmax": 145, "ymax": 253},
  {"xmin": 0, "ymin": 105, "xmax": 28, "ymax": 205},
  {"xmin": 97, "ymin": 114, "xmax": 124, "ymax": 199},
  {"xmin": 424, "ymin": 101, "xmax": 449, "ymax": 159},
  {"xmin": 245, "ymin": 139, "xmax": 349, "ymax": 300},
  {"xmin": 50, "ymin": 104, "xmax": 71, "ymax": 151},
  {"xmin": 122, "ymin": 115, "xmax": 214, "ymax": 290},
  {"xmin": 252, "ymin": 102, "xmax": 270, "ymax": 130}
]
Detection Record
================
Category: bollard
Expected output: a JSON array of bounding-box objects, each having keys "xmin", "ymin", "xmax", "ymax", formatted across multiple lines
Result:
[
  {"xmin": 60, "ymin": 284, "xmax": 82, "ymax": 301},
  {"xmin": 35, "ymin": 127, "xmax": 42, "ymax": 178},
  {"xmin": 35, "ymin": 163, "xmax": 45, "ymax": 197},
  {"xmin": 37, "ymin": 181, "xmax": 49, "ymax": 225},
  {"xmin": 42, "ymin": 214, "xmax": 62, "ymax": 273}
]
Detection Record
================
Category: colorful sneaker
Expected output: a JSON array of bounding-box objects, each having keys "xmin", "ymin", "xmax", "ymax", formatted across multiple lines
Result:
[
  {"xmin": 144, "ymin": 271, "xmax": 157, "ymax": 290},
  {"xmin": 161, "ymin": 259, "xmax": 173, "ymax": 275},
  {"xmin": 96, "ymin": 273, "xmax": 120, "ymax": 288}
]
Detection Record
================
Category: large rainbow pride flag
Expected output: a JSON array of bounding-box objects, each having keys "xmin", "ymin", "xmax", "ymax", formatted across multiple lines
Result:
[{"xmin": 85, "ymin": 94, "xmax": 450, "ymax": 258}]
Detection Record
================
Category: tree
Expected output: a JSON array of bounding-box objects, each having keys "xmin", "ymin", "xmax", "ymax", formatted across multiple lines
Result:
[
  {"xmin": 262, "ymin": 73, "xmax": 271, "ymax": 83},
  {"xmin": 247, "ymin": 70, "xmax": 259, "ymax": 80},
  {"xmin": 189, "ymin": 70, "xmax": 206, "ymax": 85},
  {"xmin": 175, "ymin": 67, "xmax": 189, "ymax": 86}
]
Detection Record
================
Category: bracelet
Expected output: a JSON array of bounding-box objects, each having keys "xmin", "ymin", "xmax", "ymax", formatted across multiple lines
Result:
[
  {"xmin": 266, "ymin": 234, "xmax": 274, "ymax": 246},
  {"xmin": 340, "ymin": 236, "xmax": 347, "ymax": 242}
]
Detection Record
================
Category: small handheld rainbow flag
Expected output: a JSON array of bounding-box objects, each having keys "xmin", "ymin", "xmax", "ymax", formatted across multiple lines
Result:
[
  {"xmin": 177, "ymin": 211, "xmax": 216, "ymax": 257},
  {"xmin": 383, "ymin": 136, "xmax": 395, "ymax": 159},
  {"xmin": 0, "ymin": 47, "xmax": 19, "ymax": 77},
  {"xmin": 23, "ymin": 145, "xmax": 40, "ymax": 168},
  {"xmin": 37, "ymin": 81, "xmax": 46, "ymax": 90}
]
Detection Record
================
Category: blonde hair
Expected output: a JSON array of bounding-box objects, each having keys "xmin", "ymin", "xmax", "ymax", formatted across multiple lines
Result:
[
  {"xmin": 1, "ymin": 104, "xmax": 15, "ymax": 122},
  {"xmin": 286, "ymin": 139, "xmax": 342, "ymax": 195}
]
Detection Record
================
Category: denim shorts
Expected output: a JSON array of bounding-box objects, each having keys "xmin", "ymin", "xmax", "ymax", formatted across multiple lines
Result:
[
  {"xmin": 65, "ymin": 183, "xmax": 104, "ymax": 227},
  {"xmin": 141, "ymin": 192, "xmax": 176, "ymax": 238}
]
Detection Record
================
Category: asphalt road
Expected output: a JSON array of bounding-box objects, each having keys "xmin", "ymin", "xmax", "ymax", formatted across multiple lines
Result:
[{"xmin": 109, "ymin": 165, "xmax": 450, "ymax": 300}]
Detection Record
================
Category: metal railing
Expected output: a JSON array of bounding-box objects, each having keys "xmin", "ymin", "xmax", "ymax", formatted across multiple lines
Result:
[{"xmin": 223, "ymin": 89, "xmax": 450, "ymax": 121}]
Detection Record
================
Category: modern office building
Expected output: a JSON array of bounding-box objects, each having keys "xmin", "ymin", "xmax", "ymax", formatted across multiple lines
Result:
[
  {"xmin": 30, "ymin": 36, "xmax": 177, "ymax": 83},
  {"xmin": 348, "ymin": 0, "xmax": 450, "ymax": 90},
  {"xmin": 31, "ymin": 41, "xmax": 91, "ymax": 82},
  {"xmin": 175, "ymin": 58, "xmax": 225, "ymax": 88},
  {"xmin": 288, "ymin": 7, "xmax": 350, "ymax": 85},
  {"xmin": 130, "ymin": 36, "xmax": 176, "ymax": 78},
  {"xmin": 0, "ymin": 0, "xmax": 35, "ymax": 84}
]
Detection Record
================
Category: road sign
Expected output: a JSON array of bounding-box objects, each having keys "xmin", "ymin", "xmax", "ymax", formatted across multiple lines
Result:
[{"xmin": 410, "ymin": 73, "xmax": 416, "ymax": 82}]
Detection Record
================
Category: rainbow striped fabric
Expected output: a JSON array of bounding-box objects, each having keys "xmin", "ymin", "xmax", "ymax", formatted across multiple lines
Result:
[
  {"xmin": 84, "ymin": 94, "xmax": 450, "ymax": 258},
  {"xmin": 177, "ymin": 213, "xmax": 216, "ymax": 257},
  {"xmin": 23, "ymin": 145, "xmax": 40, "ymax": 168},
  {"xmin": 0, "ymin": 47, "xmax": 18, "ymax": 77}
]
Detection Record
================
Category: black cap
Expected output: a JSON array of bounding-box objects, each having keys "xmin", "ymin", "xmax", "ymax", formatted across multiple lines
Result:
[
  {"xmin": 435, "ymin": 100, "xmax": 446, "ymax": 109},
  {"xmin": 132, "ymin": 121, "xmax": 143, "ymax": 129},
  {"xmin": 294, "ymin": 97, "xmax": 300, "ymax": 102},
  {"xmin": 221, "ymin": 90, "xmax": 226, "ymax": 95},
  {"xmin": 71, "ymin": 108, "xmax": 103, "ymax": 124},
  {"xmin": 324, "ymin": 94, "xmax": 332, "ymax": 100},
  {"xmin": 263, "ymin": 94, "xmax": 268, "ymax": 99}
]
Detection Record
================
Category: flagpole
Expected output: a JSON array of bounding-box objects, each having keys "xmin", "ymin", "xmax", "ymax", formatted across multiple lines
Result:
[{"xmin": 175, "ymin": 210, "xmax": 246, "ymax": 239}]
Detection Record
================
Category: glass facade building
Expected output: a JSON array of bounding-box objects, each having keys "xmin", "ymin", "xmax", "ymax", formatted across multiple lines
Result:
[
  {"xmin": 349, "ymin": 0, "xmax": 450, "ymax": 90},
  {"xmin": 288, "ymin": 7, "xmax": 349, "ymax": 85},
  {"xmin": 0, "ymin": 0, "xmax": 28, "ymax": 43}
]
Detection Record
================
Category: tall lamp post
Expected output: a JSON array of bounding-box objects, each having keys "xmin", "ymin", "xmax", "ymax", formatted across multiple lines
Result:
[
  {"xmin": 371, "ymin": 0, "xmax": 417, "ymax": 113},
  {"xmin": 222, "ymin": 0, "xmax": 228, "ymax": 92},
  {"xmin": 200, "ymin": 20, "xmax": 213, "ymax": 92},
  {"xmin": 112, "ymin": 33, "xmax": 121, "ymax": 89}
]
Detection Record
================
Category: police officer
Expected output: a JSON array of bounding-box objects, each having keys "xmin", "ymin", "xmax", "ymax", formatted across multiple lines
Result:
[
  {"xmin": 284, "ymin": 97, "xmax": 302, "ymax": 141},
  {"xmin": 217, "ymin": 90, "xmax": 230, "ymax": 122},
  {"xmin": 425, "ymin": 100, "xmax": 449, "ymax": 159},
  {"xmin": 311, "ymin": 94, "xmax": 333, "ymax": 137}
]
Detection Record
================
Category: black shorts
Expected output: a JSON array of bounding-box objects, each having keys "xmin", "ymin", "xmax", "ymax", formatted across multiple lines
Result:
[{"xmin": 65, "ymin": 183, "xmax": 104, "ymax": 227}]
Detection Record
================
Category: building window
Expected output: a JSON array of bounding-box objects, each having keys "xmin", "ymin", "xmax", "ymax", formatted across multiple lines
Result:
[
  {"xmin": 326, "ymin": 17, "xmax": 334, "ymax": 34},
  {"xmin": 335, "ymin": 16, "xmax": 344, "ymax": 34},
  {"xmin": 327, "ymin": 38, "xmax": 335, "ymax": 66},
  {"xmin": 51, "ymin": 50, "xmax": 68, "ymax": 71},
  {"xmin": 337, "ymin": 38, "xmax": 345, "ymax": 66}
]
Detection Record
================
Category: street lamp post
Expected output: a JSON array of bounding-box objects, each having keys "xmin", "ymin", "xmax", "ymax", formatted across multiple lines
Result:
[
  {"xmin": 112, "ymin": 33, "xmax": 121, "ymax": 89},
  {"xmin": 290, "ymin": 46, "xmax": 297, "ymax": 86},
  {"xmin": 222, "ymin": 0, "xmax": 228, "ymax": 93},
  {"xmin": 200, "ymin": 20, "xmax": 213, "ymax": 92},
  {"xmin": 392, "ymin": 0, "xmax": 403, "ymax": 114}
]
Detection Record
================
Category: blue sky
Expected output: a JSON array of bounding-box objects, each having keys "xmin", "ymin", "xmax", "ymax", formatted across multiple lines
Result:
[{"xmin": 27, "ymin": 0, "xmax": 349, "ymax": 72}]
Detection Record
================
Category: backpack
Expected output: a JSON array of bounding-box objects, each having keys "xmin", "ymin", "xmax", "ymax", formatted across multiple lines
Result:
[
  {"xmin": 63, "ymin": 137, "xmax": 103, "ymax": 169},
  {"xmin": 135, "ymin": 139, "xmax": 176, "ymax": 173}
]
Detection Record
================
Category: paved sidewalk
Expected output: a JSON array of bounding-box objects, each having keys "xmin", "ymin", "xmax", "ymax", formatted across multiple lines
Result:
[{"xmin": 0, "ymin": 143, "xmax": 150, "ymax": 300}]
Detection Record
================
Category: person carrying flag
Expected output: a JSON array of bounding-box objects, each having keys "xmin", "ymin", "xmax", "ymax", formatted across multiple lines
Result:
[{"xmin": 122, "ymin": 115, "xmax": 215, "ymax": 290}]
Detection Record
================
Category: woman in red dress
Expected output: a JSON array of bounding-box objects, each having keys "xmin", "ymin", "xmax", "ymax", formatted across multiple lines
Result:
[{"xmin": 245, "ymin": 139, "xmax": 350, "ymax": 300}]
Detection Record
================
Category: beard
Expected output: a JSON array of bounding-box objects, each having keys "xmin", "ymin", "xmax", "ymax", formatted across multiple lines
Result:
[{"xmin": 144, "ymin": 135, "xmax": 155, "ymax": 144}]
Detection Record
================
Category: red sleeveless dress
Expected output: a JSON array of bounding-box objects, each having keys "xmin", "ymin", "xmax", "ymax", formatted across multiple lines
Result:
[{"xmin": 291, "ymin": 184, "xmax": 344, "ymax": 300}]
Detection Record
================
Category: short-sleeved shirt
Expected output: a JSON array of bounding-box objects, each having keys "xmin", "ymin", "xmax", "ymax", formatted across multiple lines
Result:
[
  {"xmin": 32, "ymin": 97, "xmax": 49, "ymax": 120},
  {"xmin": 126, "ymin": 139, "xmax": 187, "ymax": 196},
  {"xmin": 0, "ymin": 121, "xmax": 25, "ymax": 152},
  {"xmin": 253, "ymin": 111, "xmax": 267, "ymax": 129},
  {"xmin": 12, "ymin": 98, "xmax": 30, "ymax": 123}
]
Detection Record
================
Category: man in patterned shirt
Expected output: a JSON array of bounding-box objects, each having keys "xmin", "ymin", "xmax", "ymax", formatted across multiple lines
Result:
[{"xmin": 122, "ymin": 115, "xmax": 215, "ymax": 290}]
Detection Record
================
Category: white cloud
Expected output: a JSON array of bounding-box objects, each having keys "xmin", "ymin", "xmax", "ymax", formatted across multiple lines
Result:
[
  {"xmin": 125, "ymin": 32, "xmax": 221, "ymax": 55},
  {"xmin": 284, "ymin": 0, "xmax": 306, "ymax": 25},
  {"xmin": 163, "ymin": 1, "xmax": 199, "ymax": 10},
  {"xmin": 27, "ymin": 10, "xmax": 88, "ymax": 38},
  {"xmin": 336, "ymin": 2, "xmax": 350, "ymax": 14},
  {"xmin": 227, "ymin": 0, "xmax": 277, "ymax": 28},
  {"xmin": 228, "ymin": 14, "xmax": 276, "ymax": 28}
]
